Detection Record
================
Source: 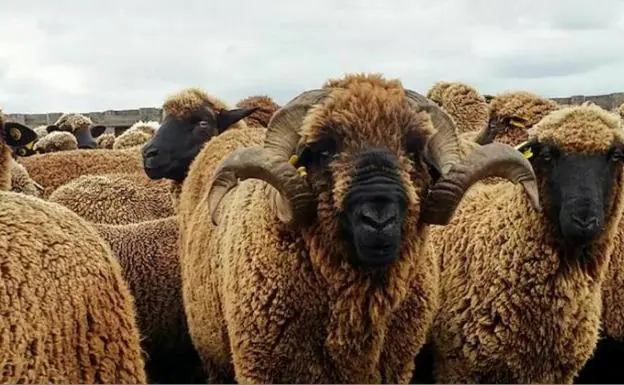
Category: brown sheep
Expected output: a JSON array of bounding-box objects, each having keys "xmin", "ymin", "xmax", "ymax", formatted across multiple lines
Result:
[
  {"xmin": 97, "ymin": 132, "xmax": 116, "ymax": 149},
  {"xmin": 0, "ymin": 111, "xmax": 147, "ymax": 383},
  {"xmin": 113, "ymin": 120, "xmax": 159, "ymax": 150},
  {"xmin": 18, "ymin": 146, "xmax": 144, "ymax": 198},
  {"xmin": 49, "ymin": 172, "xmax": 174, "ymax": 224},
  {"xmin": 33, "ymin": 130, "xmax": 78, "ymax": 153},
  {"xmin": 10, "ymin": 159, "xmax": 42, "ymax": 197},
  {"xmin": 473, "ymin": 90, "xmax": 559, "ymax": 145},
  {"xmin": 426, "ymin": 105, "xmax": 624, "ymax": 383},
  {"xmin": 178, "ymin": 73, "xmax": 538, "ymax": 382},
  {"xmin": 95, "ymin": 217, "xmax": 204, "ymax": 384},
  {"xmin": 426, "ymin": 81, "xmax": 489, "ymax": 135},
  {"xmin": 235, "ymin": 95, "xmax": 281, "ymax": 127}
]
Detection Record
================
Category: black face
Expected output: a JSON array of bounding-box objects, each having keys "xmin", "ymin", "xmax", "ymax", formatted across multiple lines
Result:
[
  {"xmin": 47, "ymin": 123, "xmax": 103, "ymax": 149},
  {"xmin": 142, "ymin": 106, "xmax": 257, "ymax": 182},
  {"xmin": 2, "ymin": 122, "xmax": 38, "ymax": 154},
  {"xmin": 522, "ymin": 141, "xmax": 624, "ymax": 248},
  {"xmin": 341, "ymin": 148, "xmax": 409, "ymax": 267}
]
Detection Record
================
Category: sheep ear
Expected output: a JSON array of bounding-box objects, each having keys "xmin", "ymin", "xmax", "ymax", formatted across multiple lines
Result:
[
  {"xmin": 46, "ymin": 124, "xmax": 61, "ymax": 133},
  {"xmin": 515, "ymin": 140, "xmax": 539, "ymax": 160},
  {"xmin": 90, "ymin": 125, "xmax": 107, "ymax": 138},
  {"xmin": 4, "ymin": 122, "xmax": 37, "ymax": 146},
  {"xmin": 216, "ymin": 107, "xmax": 259, "ymax": 133}
]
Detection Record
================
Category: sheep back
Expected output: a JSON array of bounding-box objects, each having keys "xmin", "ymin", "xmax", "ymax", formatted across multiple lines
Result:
[{"xmin": 0, "ymin": 191, "xmax": 146, "ymax": 383}]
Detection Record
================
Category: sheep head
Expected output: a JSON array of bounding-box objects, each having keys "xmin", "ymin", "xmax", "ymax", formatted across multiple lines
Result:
[
  {"xmin": 474, "ymin": 90, "xmax": 559, "ymax": 146},
  {"xmin": 516, "ymin": 104, "xmax": 624, "ymax": 252},
  {"xmin": 46, "ymin": 113, "xmax": 104, "ymax": 149},
  {"xmin": 142, "ymin": 88, "xmax": 258, "ymax": 182},
  {"xmin": 2, "ymin": 122, "xmax": 39, "ymax": 157},
  {"xmin": 207, "ymin": 73, "xmax": 539, "ymax": 267}
]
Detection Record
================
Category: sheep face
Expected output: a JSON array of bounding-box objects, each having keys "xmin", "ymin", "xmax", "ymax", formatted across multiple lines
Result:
[
  {"xmin": 3, "ymin": 123, "xmax": 39, "ymax": 157},
  {"xmin": 207, "ymin": 73, "xmax": 541, "ymax": 268},
  {"xmin": 517, "ymin": 105, "xmax": 624, "ymax": 250},
  {"xmin": 46, "ymin": 114, "xmax": 104, "ymax": 149}
]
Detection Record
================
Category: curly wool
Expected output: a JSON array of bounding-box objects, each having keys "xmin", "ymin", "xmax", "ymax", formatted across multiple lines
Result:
[
  {"xmin": 427, "ymin": 105, "xmax": 624, "ymax": 383},
  {"xmin": 179, "ymin": 74, "xmax": 439, "ymax": 383},
  {"xmin": 425, "ymin": 81, "xmax": 489, "ymax": 134},
  {"xmin": 426, "ymin": 81, "xmax": 454, "ymax": 103},
  {"xmin": 10, "ymin": 159, "xmax": 40, "ymax": 197},
  {"xmin": 0, "ymin": 191, "xmax": 147, "ymax": 383},
  {"xmin": 485, "ymin": 90, "xmax": 559, "ymax": 145},
  {"xmin": 33, "ymin": 125, "xmax": 48, "ymax": 140},
  {"xmin": 53, "ymin": 112, "xmax": 93, "ymax": 132},
  {"xmin": 34, "ymin": 131, "xmax": 78, "ymax": 153},
  {"xmin": 97, "ymin": 133, "xmax": 115, "ymax": 149},
  {"xmin": 95, "ymin": 217, "xmax": 204, "ymax": 384},
  {"xmin": 49, "ymin": 172, "xmax": 174, "ymax": 225},
  {"xmin": 18, "ymin": 146, "xmax": 144, "ymax": 198},
  {"xmin": 113, "ymin": 130, "xmax": 153, "ymax": 150},
  {"xmin": 163, "ymin": 88, "xmax": 232, "ymax": 120},
  {"xmin": 236, "ymin": 95, "xmax": 280, "ymax": 127},
  {"xmin": 614, "ymin": 103, "xmax": 624, "ymax": 120}
]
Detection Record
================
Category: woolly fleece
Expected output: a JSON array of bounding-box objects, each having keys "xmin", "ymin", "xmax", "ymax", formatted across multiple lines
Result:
[
  {"xmin": 34, "ymin": 130, "xmax": 78, "ymax": 153},
  {"xmin": 10, "ymin": 159, "xmax": 40, "ymax": 197},
  {"xmin": 179, "ymin": 74, "xmax": 439, "ymax": 383},
  {"xmin": 426, "ymin": 81, "xmax": 489, "ymax": 134},
  {"xmin": 97, "ymin": 133, "xmax": 115, "ymax": 149},
  {"xmin": 427, "ymin": 105, "xmax": 624, "ymax": 383},
  {"xmin": 49, "ymin": 172, "xmax": 174, "ymax": 225},
  {"xmin": 236, "ymin": 95, "xmax": 281, "ymax": 127}
]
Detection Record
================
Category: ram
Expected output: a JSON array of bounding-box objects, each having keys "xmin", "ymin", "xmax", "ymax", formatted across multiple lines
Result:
[
  {"xmin": 178, "ymin": 73, "xmax": 537, "ymax": 383},
  {"xmin": 235, "ymin": 95, "xmax": 280, "ymax": 128},
  {"xmin": 0, "ymin": 110, "xmax": 146, "ymax": 383},
  {"xmin": 425, "ymin": 104, "xmax": 624, "ymax": 383}
]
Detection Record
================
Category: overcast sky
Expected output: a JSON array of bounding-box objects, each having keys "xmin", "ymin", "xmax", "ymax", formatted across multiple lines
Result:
[{"xmin": 2, "ymin": 0, "xmax": 623, "ymax": 113}]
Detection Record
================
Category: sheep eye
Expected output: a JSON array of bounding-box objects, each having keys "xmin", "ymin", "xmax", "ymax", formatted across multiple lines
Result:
[
  {"xmin": 297, "ymin": 137, "xmax": 339, "ymax": 169},
  {"xmin": 609, "ymin": 147, "xmax": 624, "ymax": 163}
]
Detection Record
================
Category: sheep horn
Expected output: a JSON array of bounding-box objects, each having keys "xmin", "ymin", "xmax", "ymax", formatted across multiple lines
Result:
[
  {"xmin": 420, "ymin": 142, "xmax": 540, "ymax": 225},
  {"xmin": 208, "ymin": 89, "xmax": 331, "ymax": 226},
  {"xmin": 404, "ymin": 90, "xmax": 461, "ymax": 175},
  {"xmin": 207, "ymin": 147, "xmax": 316, "ymax": 226}
]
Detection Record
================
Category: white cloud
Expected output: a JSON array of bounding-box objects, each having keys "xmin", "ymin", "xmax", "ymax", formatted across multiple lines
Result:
[{"xmin": 1, "ymin": 0, "xmax": 624, "ymax": 113}]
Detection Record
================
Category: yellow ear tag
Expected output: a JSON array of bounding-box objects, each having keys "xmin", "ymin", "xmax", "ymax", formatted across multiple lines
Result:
[
  {"xmin": 9, "ymin": 127, "xmax": 21, "ymax": 141},
  {"xmin": 24, "ymin": 141, "xmax": 34, "ymax": 150},
  {"xmin": 522, "ymin": 148, "xmax": 534, "ymax": 159},
  {"xmin": 296, "ymin": 166, "xmax": 307, "ymax": 177},
  {"xmin": 509, "ymin": 119, "xmax": 525, "ymax": 129},
  {"xmin": 289, "ymin": 154, "xmax": 299, "ymax": 166}
]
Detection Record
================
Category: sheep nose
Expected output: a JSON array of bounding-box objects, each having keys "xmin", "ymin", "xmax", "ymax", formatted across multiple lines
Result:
[
  {"xmin": 358, "ymin": 201, "xmax": 399, "ymax": 231},
  {"xmin": 572, "ymin": 214, "xmax": 599, "ymax": 232}
]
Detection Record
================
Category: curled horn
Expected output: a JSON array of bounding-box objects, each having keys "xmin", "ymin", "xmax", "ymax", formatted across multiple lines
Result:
[
  {"xmin": 207, "ymin": 89, "xmax": 331, "ymax": 226},
  {"xmin": 420, "ymin": 142, "xmax": 541, "ymax": 225},
  {"xmin": 404, "ymin": 89, "xmax": 460, "ymax": 174}
]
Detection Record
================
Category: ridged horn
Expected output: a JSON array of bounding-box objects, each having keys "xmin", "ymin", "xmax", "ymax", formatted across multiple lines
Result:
[
  {"xmin": 207, "ymin": 89, "xmax": 331, "ymax": 226},
  {"xmin": 420, "ymin": 142, "xmax": 540, "ymax": 225}
]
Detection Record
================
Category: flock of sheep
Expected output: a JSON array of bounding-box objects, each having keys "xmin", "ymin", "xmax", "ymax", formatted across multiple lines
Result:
[{"xmin": 1, "ymin": 73, "xmax": 624, "ymax": 384}]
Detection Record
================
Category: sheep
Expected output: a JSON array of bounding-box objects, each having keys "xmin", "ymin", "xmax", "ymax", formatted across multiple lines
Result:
[
  {"xmin": 33, "ymin": 124, "xmax": 48, "ymax": 140},
  {"xmin": 97, "ymin": 132, "xmax": 116, "ymax": 149},
  {"xmin": 1, "ymin": 121, "xmax": 40, "ymax": 157},
  {"xmin": 426, "ymin": 81, "xmax": 490, "ymax": 135},
  {"xmin": 18, "ymin": 146, "xmax": 145, "ymax": 198},
  {"xmin": 48, "ymin": 172, "xmax": 175, "ymax": 224},
  {"xmin": 0, "ymin": 114, "xmax": 147, "ymax": 383},
  {"xmin": 10, "ymin": 159, "xmax": 42, "ymax": 197},
  {"xmin": 142, "ymin": 87, "xmax": 259, "ymax": 183},
  {"xmin": 178, "ymin": 73, "xmax": 538, "ymax": 383},
  {"xmin": 615, "ymin": 102, "xmax": 624, "ymax": 120},
  {"xmin": 424, "ymin": 104, "xmax": 624, "ymax": 383},
  {"xmin": 235, "ymin": 95, "xmax": 281, "ymax": 127},
  {"xmin": 33, "ymin": 130, "xmax": 78, "ymax": 153},
  {"xmin": 113, "ymin": 120, "xmax": 160, "ymax": 150},
  {"xmin": 472, "ymin": 90, "xmax": 559, "ymax": 145},
  {"xmin": 46, "ymin": 112, "xmax": 107, "ymax": 149},
  {"xmin": 94, "ymin": 216, "xmax": 205, "ymax": 384}
]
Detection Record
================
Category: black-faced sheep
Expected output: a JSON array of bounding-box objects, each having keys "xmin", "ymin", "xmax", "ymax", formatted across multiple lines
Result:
[
  {"xmin": 48, "ymin": 172, "xmax": 175, "ymax": 224},
  {"xmin": 426, "ymin": 81, "xmax": 490, "ymax": 135},
  {"xmin": 235, "ymin": 95, "xmax": 281, "ymax": 127},
  {"xmin": 94, "ymin": 216, "xmax": 205, "ymax": 384},
  {"xmin": 142, "ymin": 87, "xmax": 259, "ymax": 183},
  {"xmin": 425, "ymin": 104, "xmax": 624, "ymax": 383},
  {"xmin": 46, "ymin": 112, "xmax": 106, "ymax": 149},
  {"xmin": 472, "ymin": 90, "xmax": 559, "ymax": 145},
  {"xmin": 178, "ymin": 73, "xmax": 538, "ymax": 383},
  {"xmin": 113, "ymin": 120, "xmax": 159, "ymax": 150},
  {"xmin": 0, "ymin": 112, "xmax": 147, "ymax": 383}
]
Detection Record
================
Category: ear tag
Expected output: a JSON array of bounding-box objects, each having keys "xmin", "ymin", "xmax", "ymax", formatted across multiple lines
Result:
[
  {"xmin": 288, "ymin": 154, "xmax": 299, "ymax": 165},
  {"xmin": 509, "ymin": 119, "xmax": 525, "ymax": 129},
  {"xmin": 9, "ymin": 127, "xmax": 21, "ymax": 141},
  {"xmin": 296, "ymin": 166, "xmax": 307, "ymax": 177},
  {"xmin": 522, "ymin": 148, "xmax": 534, "ymax": 159}
]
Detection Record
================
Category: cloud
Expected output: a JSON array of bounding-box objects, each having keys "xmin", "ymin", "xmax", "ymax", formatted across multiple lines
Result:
[{"xmin": 1, "ymin": 0, "xmax": 623, "ymax": 113}]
